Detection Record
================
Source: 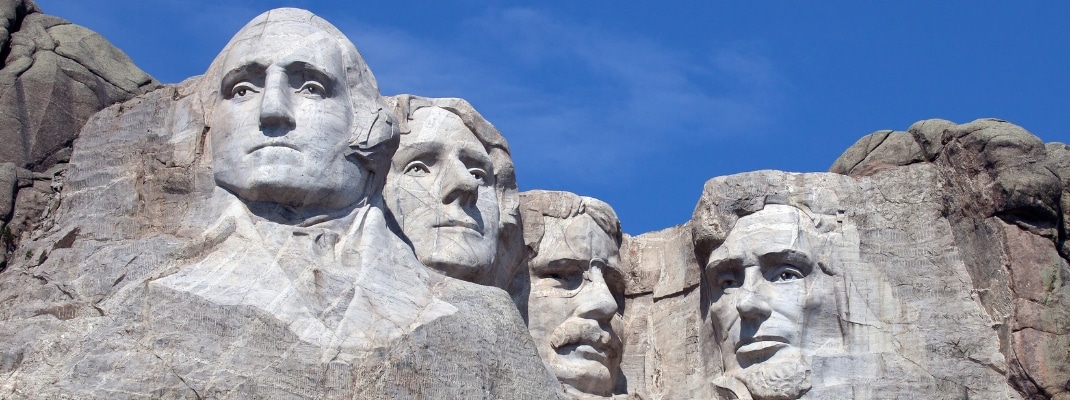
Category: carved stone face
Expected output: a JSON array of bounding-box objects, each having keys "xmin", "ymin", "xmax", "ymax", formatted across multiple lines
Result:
[
  {"xmin": 706, "ymin": 205, "xmax": 821, "ymax": 374},
  {"xmin": 211, "ymin": 21, "xmax": 366, "ymax": 210},
  {"xmin": 527, "ymin": 214, "xmax": 623, "ymax": 397},
  {"xmin": 384, "ymin": 107, "xmax": 500, "ymax": 282}
]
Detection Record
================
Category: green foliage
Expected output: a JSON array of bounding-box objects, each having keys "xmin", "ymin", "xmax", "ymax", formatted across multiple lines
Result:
[{"xmin": 1, "ymin": 225, "xmax": 13, "ymax": 250}]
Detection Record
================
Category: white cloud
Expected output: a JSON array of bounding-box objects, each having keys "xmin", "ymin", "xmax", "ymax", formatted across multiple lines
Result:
[{"xmin": 444, "ymin": 8, "xmax": 787, "ymax": 185}]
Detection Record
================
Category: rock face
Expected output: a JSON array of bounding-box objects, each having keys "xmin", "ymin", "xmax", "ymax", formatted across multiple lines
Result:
[
  {"xmin": 829, "ymin": 119, "xmax": 1070, "ymax": 399},
  {"xmin": 0, "ymin": 0, "xmax": 159, "ymax": 268},
  {"xmin": 0, "ymin": 0, "xmax": 158, "ymax": 171},
  {"xmin": 0, "ymin": 8, "xmax": 559, "ymax": 399},
  {"xmin": 0, "ymin": 6, "xmax": 1069, "ymax": 400},
  {"xmin": 624, "ymin": 167, "xmax": 1020, "ymax": 399},
  {"xmin": 611, "ymin": 120, "xmax": 1070, "ymax": 399}
]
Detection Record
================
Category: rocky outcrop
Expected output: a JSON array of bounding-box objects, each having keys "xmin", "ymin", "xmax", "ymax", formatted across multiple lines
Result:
[
  {"xmin": 0, "ymin": 0, "xmax": 158, "ymax": 171},
  {"xmin": 831, "ymin": 118, "xmax": 1070, "ymax": 399},
  {"xmin": 0, "ymin": 0, "xmax": 159, "ymax": 269}
]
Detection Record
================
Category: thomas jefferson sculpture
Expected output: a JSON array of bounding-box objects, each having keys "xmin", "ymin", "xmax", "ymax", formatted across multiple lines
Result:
[{"xmin": 385, "ymin": 95, "xmax": 523, "ymax": 289}]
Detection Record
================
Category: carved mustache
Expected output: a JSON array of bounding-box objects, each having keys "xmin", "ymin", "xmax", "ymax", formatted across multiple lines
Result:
[{"xmin": 549, "ymin": 319, "xmax": 622, "ymax": 359}]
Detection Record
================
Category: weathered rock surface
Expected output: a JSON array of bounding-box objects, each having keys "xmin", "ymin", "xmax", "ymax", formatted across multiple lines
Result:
[
  {"xmin": 0, "ymin": 5, "xmax": 1067, "ymax": 399},
  {"xmin": 0, "ymin": 0, "xmax": 158, "ymax": 171},
  {"xmin": 0, "ymin": 0, "xmax": 159, "ymax": 268},
  {"xmin": 831, "ymin": 118, "xmax": 1070, "ymax": 399},
  {"xmin": 0, "ymin": 9, "xmax": 561, "ymax": 399},
  {"xmin": 618, "ymin": 168, "xmax": 999, "ymax": 398},
  {"xmin": 0, "ymin": 77, "xmax": 563, "ymax": 400}
]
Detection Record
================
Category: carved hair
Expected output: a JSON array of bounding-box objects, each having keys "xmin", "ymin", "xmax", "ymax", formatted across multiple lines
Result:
[
  {"xmin": 196, "ymin": 8, "xmax": 399, "ymax": 187},
  {"xmin": 519, "ymin": 190, "xmax": 623, "ymax": 259},
  {"xmin": 691, "ymin": 174, "xmax": 843, "ymax": 277}
]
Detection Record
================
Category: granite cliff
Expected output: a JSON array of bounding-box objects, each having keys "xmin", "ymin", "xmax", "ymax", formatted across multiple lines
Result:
[
  {"xmin": 0, "ymin": 5, "xmax": 1067, "ymax": 400},
  {"xmin": 0, "ymin": 0, "xmax": 158, "ymax": 269}
]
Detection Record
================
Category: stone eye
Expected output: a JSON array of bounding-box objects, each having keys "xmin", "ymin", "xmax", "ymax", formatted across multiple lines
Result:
[
  {"xmin": 468, "ymin": 168, "xmax": 487, "ymax": 183},
  {"xmin": 553, "ymin": 272, "xmax": 583, "ymax": 291},
  {"xmin": 770, "ymin": 265, "xmax": 804, "ymax": 282},
  {"xmin": 539, "ymin": 262, "xmax": 584, "ymax": 291},
  {"xmin": 298, "ymin": 82, "xmax": 326, "ymax": 97},
  {"xmin": 404, "ymin": 161, "xmax": 430, "ymax": 176},
  {"xmin": 719, "ymin": 276, "xmax": 741, "ymax": 290},
  {"xmin": 231, "ymin": 82, "xmax": 259, "ymax": 98}
]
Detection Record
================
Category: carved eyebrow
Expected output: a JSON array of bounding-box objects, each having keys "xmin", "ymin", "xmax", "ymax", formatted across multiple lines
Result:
[
  {"xmin": 393, "ymin": 141, "xmax": 444, "ymax": 165},
  {"xmin": 285, "ymin": 61, "xmax": 338, "ymax": 93},
  {"xmin": 705, "ymin": 251, "xmax": 740, "ymax": 271},
  {"xmin": 704, "ymin": 253, "xmax": 743, "ymax": 281},
  {"xmin": 532, "ymin": 257, "xmax": 587, "ymax": 274},
  {"xmin": 757, "ymin": 249, "xmax": 815, "ymax": 274},
  {"xmin": 219, "ymin": 62, "xmax": 266, "ymax": 95},
  {"xmin": 457, "ymin": 145, "xmax": 493, "ymax": 171}
]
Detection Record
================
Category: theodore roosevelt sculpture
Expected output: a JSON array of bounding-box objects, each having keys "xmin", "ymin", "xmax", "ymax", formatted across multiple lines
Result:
[
  {"xmin": 519, "ymin": 190, "xmax": 627, "ymax": 398},
  {"xmin": 384, "ymin": 95, "xmax": 523, "ymax": 289}
]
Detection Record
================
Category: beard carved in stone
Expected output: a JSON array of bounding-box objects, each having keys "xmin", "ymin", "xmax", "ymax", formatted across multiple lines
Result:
[
  {"xmin": 210, "ymin": 20, "xmax": 368, "ymax": 212},
  {"xmin": 385, "ymin": 106, "xmax": 501, "ymax": 283},
  {"xmin": 522, "ymin": 191, "xmax": 625, "ymax": 397},
  {"xmin": 706, "ymin": 204, "xmax": 821, "ymax": 399}
]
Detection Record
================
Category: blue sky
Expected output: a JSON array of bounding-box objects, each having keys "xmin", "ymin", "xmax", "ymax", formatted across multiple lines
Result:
[{"xmin": 38, "ymin": 1, "xmax": 1070, "ymax": 235}]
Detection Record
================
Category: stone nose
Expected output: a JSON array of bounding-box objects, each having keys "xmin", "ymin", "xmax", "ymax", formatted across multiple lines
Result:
[
  {"xmin": 259, "ymin": 70, "xmax": 295, "ymax": 130},
  {"xmin": 574, "ymin": 266, "xmax": 619, "ymax": 324},
  {"xmin": 735, "ymin": 280, "xmax": 772, "ymax": 321},
  {"xmin": 441, "ymin": 160, "xmax": 479, "ymax": 206}
]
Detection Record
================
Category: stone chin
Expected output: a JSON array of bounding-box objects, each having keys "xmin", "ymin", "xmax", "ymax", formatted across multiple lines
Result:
[
  {"xmin": 550, "ymin": 352, "xmax": 616, "ymax": 396},
  {"xmin": 417, "ymin": 248, "xmax": 495, "ymax": 283},
  {"xmin": 734, "ymin": 346, "xmax": 812, "ymax": 400},
  {"xmin": 214, "ymin": 159, "xmax": 365, "ymax": 211},
  {"xmin": 409, "ymin": 224, "xmax": 498, "ymax": 281}
]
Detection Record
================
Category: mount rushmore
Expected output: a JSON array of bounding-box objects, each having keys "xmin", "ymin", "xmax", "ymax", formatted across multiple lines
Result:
[{"xmin": 0, "ymin": 4, "xmax": 1069, "ymax": 399}]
